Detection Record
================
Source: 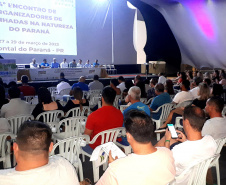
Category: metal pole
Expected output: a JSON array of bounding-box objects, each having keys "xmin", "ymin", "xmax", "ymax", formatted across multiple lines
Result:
[{"xmin": 111, "ymin": 0, "xmax": 114, "ymax": 64}]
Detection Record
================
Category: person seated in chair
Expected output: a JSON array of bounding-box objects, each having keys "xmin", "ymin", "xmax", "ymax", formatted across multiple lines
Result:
[
  {"xmin": 0, "ymin": 120, "xmax": 79, "ymax": 185},
  {"xmin": 155, "ymin": 106, "xmax": 217, "ymax": 185},
  {"xmin": 19, "ymin": 75, "xmax": 36, "ymax": 96},
  {"xmin": 97, "ymin": 110, "xmax": 176, "ymax": 185},
  {"xmin": 83, "ymin": 87, "xmax": 123, "ymax": 152}
]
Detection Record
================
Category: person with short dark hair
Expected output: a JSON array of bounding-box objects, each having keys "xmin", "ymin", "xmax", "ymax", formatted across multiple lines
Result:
[
  {"xmin": 77, "ymin": 59, "xmax": 83, "ymax": 68},
  {"xmin": 110, "ymin": 79, "xmax": 121, "ymax": 95},
  {"xmin": 57, "ymin": 72, "xmax": 70, "ymax": 94},
  {"xmin": 88, "ymin": 75, "xmax": 104, "ymax": 90},
  {"xmin": 83, "ymin": 87, "xmax": 123, "ymax": 151},
  {"xmin": 172, "ymin": 80, "xmax": 193, "ymax": 104},
  {"xmin": 19, "ymin": 75, "xmax": 36, "ymax": 96},
  {"xmin": 202, "ymin": 97, "xmax": 226, "ymax": 139},
  {"xmin": 40, "ymin": 59, "xmax": 49, "ymax": 68},
  {"xmin": 93, "ymin": 59, "xmax": 99, "ymax": 67},
  {"xmin": 32, "ymin": 87, "xmax": 64, "ymax": 120},
  {"xmin": 117, "ymin": 76, "xmax": 126, "ymax": 93},
  {"xmin": 211, "ymin": 83, "xmax": 223, "ymax": 97},
  {"xmin": 1, "ymin": 86, "xmax": 30, "ymax": 118},
  {"xmin": 147, "ymin": 78, "xmax": 158, "ymax": 100},
  {"xmin": 84, "ymin": 60, "xmax": 91, "ymax": 68},
  {"xmin": 69, "ymin": 59, "xmax": 77, "ymax": 68},
  {"xmin": 51, "ymin": 58, "xmax": 60, "ymax": 68},
  {"xmin": 0, "ymin": 120, "xmax": 79, "ymax": 185},
  {"xmin": 60, "ymin": 58, "xmax": 68, "ymax": 68},
  {"xmin": 158, "ymin": 72, "xmax": 166, "ymax": 85},
  {"xmin": 149, "ymin": 83, "xmax": 171, "ymax": 119},
  {"xmin": 71, "ymin": 76, "xmax": 89, "ymax": 92},
  {"xmin": 164, "ymin": 79, "xmax": 175, "ymax": 95},
  {"xmin": 97, "ymin": 110, "xmax": 176, "ymax": 185},
  {"xmin": 156, "ymin": 106, "xmax": 217, "ymax": 185},
  {"xmin": 134, "ymin": 75, "xmax": 146, "ymax": 98},
  {"xmin": 58, "ymin": 72, "xmax": 69, "ymax": 83},
  {"xmin": 204, "ymin": 78, "xmax": 212, "ymax": 86}
]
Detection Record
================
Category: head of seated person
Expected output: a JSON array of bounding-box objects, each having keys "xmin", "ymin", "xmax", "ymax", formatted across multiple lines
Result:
[
  {"xmin": 8, "ymin": 86, "xmax": 21, "ymax": 99},
  {"xmin": 205, "ymin": 96, "xmax": 224, "ymax": 117},
  {"xmin": 198, "ymin": 83, "xmax": 210, "ymax": 101},
  {"xmin": 21, "ymin": 75, "xmax": 29, "ymax": 85},
  {"xmin": 14, "ymin": 120, "xmax": 53, "ymax": 171},
  {"xmin": 127, "ymin": 86, "xmax": 141, "ymax": 103},
  {"xmin": 181, "ymin": 80, "xmax": 190, "ymax": 91},
  {"xmin": 154, "ymin": 83, "xmax": 164, "ymax": 95},
  {"xmin": 79, "ymin": 76, "xmax": 86, "ymax": 83},
  {"xmin": 101, "ymin": 86, "xmax": 116, "ymax": 106},
  {"xmin": 211, "ymin": 83, "xmax": 223, "ymax": 97}
]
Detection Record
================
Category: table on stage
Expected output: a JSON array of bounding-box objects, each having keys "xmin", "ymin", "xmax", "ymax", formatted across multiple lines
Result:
[{"xmin": 17, "ymin": 67, "xmax": 108, "ymax": 81}]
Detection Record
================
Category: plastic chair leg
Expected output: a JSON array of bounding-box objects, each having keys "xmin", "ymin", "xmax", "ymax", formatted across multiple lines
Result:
[
  {"xmin": 92, "ymin": 160, "xmax": 100, "ymax": 183},
  {"xmin": 216, "ymin": 162, "xmax": 220, "ymax": 185},
  {"xmin": 78, "ymin": 160, "xmax": 84, "ymax": 181}
]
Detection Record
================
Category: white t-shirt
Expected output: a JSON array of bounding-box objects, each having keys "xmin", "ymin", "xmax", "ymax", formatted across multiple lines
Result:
[
  {"xmin": 88, "ymin": 80, "xmax": 104, "ymax": 90},
  {"xmin": 172, "ymin": 135, "xmax": 217, "ymax": 185},
  {"xmin": 0, "ymin": 156, "xmax": 79, "ymax": 185},
  {"xmin": 117, "ymin": 82, "xmax": 126, "ymax": 93},
  {"xmin": 60, "ymin": 62, "xmax": 69, "ymax": 68},
  {"xmin": 202, "ymin": 117, "xmax": 226, "ymax": 140},
  {"xmin": 97, "ymin": 147, "xmax": 176, "ymax": 185},
  {"xmin": 173, "ymin": 91, "xmax": 194, "ymax": 104},
  {"xmin": 190, "ymin": 86, "xmax": 199, "ymax": 99},
  {"xmin": 158, "ymin": 76, "xmax": 167, "ymax": 85},
  {"xmin": 57, "ymin": 81, "xmax": 71, "ymax": 94}
]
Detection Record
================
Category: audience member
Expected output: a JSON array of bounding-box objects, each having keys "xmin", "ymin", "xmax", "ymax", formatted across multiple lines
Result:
[
  {"xmin": 147, "ymin": 78, "xmax": 157, "ymax": 100},
  {"xmin": 117, "ymin": 76, "xmax": 126, "ymax": 93},
  {"xmin": 0, "ymin": 84, "xmax": 9, "ymax": 109},
  {"xmin": 204, "ymin": 78, "xmax": 212, "ymax": 87},
  {"xmin": 63, "ymin": 87, "xmax": 89, "ymax": 116},
  {"xmin": 84, "ymin": 60, "xmax": 91, "ymax": 68},
  {"xmin": 97, "ymin": 110, "xmax": 176, "ymax": 185},
  {"xmin": 40, "ymin": 59, "xmax": 49, "ymax": 68},
  {"xmin": 83, "ymin": 87, "xmax": 123, "ymax": 151},
  {"xmin": 212, "ymin": 70, "xmax": 220, "ymax": 84},
  {"xmin": 204, "ymin": 72, "xmax": 211, "ymax": 79},
  {"xmin": 173, "ymin": 80, "xmax": 193, "ymax": 104},
  {"xmin": 51, "ymin": 58, "xmax": 60, "ymax": 68},
  {"xmin": 93, "ymin": 59, "xmax": 99, "ymax": 67},
  {"xmin": 190, "ymin": 77, "xmax": 202, "ymax": 99},
  {"xmin": 19, "ymin": 75, "xmax": 36, "ymax": 96},
  {"xmin": 0, "ymin": 121, "xmax": 79, "ymax": 185},
  {"xmin": 177, "ymin": 72, "xmax": 186, "ymax": 85},
  {"xmin": 158, "ymin": 73, "xmax": 166, "ymax": 85},
  {"xmin": 144, "ymin": 79, "xmax": 151, "ymax": 93},
  {"xmin": 164, "ymin": 79, "xmax": 175, "ymax": 95},
  {"xmin": 219, "ymin": 73, "xmax": 226, "ymax": 86},
  {"xmin": 71, "ymin": 76, "xmax": 89, "ymax": 92},
  {"xmin": 211, "ymin": 83, "xmax": 223, "ymax": 97},
  {"xmin": 202, "ymin": 97, "xmax": 226, "ymax": 139},
  {"xmin": 192, "ymin": 83, "xmax": 210, "ymax": 109},
  {"xmin": 32, "ymin": 87, "xmax": 64, "ymax": 120},
  {"xmin": 69, "ymin": 59, "xmax": 77, "ymax": 68},
  {"xmin": 197, "ymin": 71, "xmax": 203, "ymax": 81},
  {"xmin": 149, "ymin": 83, "xmax": 171, "ymax": 119},
  {"xmin": 186, "ymin": 71, "xmax": 193, "ymax": 82},
  {"xmin": 57, "ymin": 72, "xmax": 69, "ymax": 84},
  {"xmin": 155, "ymin": 106, "xmax": 217, "ymax": 185},
  {"xmin": 1, "ymin": 86, "xmax": 30, "ymax": 118},
  {"xmin": 77, "ymin": 59, "xmax": 83, "ymax": 67},
  {"xmin": 30, "ymin": 58, "xmax": 39, "ymax": 68},
  {"xmin": 57, "ymin": 81, "xmax": 71, "ymax": 94},
  {"xmin": 110, "ymin": 79, "xmax": 121, "ymax": 95},
  {"xmin": 88, "ymin": 75, "xmax": 104, "ymax": 90},
  {"xmin": 134, "ymin": 75, "xmax": 146, "ymax": 98},
  {"xmin": 60, "ymin": 58, "xmax": 68, "ymax": 68}
]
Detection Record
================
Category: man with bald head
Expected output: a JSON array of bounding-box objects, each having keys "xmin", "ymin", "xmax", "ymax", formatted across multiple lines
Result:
[
  {"xmin": 0, "ymin": 121, "xmax": 79, "ymax": 185},
  {"xmin": 71, "ymin": 76, "xmax": 89, "ymax": 92}
]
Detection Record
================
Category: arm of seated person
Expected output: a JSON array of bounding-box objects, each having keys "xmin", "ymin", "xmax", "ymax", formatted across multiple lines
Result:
[{"xmin": 84, "ymin": 128, "xmax": 93, "ymax": 136}]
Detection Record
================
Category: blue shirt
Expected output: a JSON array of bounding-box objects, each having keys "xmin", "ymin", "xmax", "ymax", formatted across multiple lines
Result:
[
  {"xmin": 93, "ymin": 62, "xmax": 99, "ymax": 67},
  {"xmin": 40, "ymin": 62, "xmax": 49, "ymax": 67},
  {"xmin": 71, "ymin": 82, "xmax": 89, "ymax": 91},
  {"xmin": 150, "ymin": 92, "xmax": 171, "ymax": 119},
  {"xmin": 51, "ymin": 62, "xmax": 60, "ymax": 68}
]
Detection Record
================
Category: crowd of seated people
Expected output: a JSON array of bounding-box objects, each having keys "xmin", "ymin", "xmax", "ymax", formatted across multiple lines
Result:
[
  {"xmin": 0, "ymin": 69, "xmax": 225, "ymax": 185},
  {"xmin": 30, "ymin": 58, "xmax": 101, "ymax": 68}
]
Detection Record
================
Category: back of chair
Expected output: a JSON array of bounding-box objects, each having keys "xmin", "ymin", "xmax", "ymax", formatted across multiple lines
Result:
[
  {"xmin": 222, "ymin": 106, "xmax": 226, "ymax": 117},
  {"xmin": 176, "ymin": 100, "xmax": 193, "ymax": 108},
  {"xmin": 59, "ymin": 88, "xmax": 71, "ymax": 96},
  {"xmin": 24, "ymin": 96, "xmax": 35, "ymax": 103},
  {"xmin": 36, "ymin": 110, "xmax": 64, "ymax": 124},
  {"xmin": 113, "ymin": 95, "xmax": 121, "ymax": 109},
  {"xmin": 50, "ymin": 135, "xmax": 88, "ymax": 166},
  {"xmin": 47, "ymin": 87, "xmax": 57, "ymax": 94},
  {"xmin": 140, "ymin": 98, "xmax": 147, "ymax": 104},
  {"xmin": 65, "ymin": 106, "xmax": 89, "ymax": 118},
  {"xmin": 7, "ymin": 114, "xmax": 34, "ymax": 134},
  {"xmin": 120, "ymin": 105, "xmax": 129, "ymax": 113},
  {"xmin": 159, "ymin": 103, "xmax": 176, "ymax": 121},
  {"xmin": 0, "ymin": 134, "xmax": 9, "ymax": 158},
  {"xmin": 215, "ymin": 137, "xmax": 226, "ymax": 154},
  {"xmin": 89, "ymin": 127, "xmax": 125, "ymax": 145}
]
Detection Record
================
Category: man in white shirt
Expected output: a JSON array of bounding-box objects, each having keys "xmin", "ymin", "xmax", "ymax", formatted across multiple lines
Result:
[
  {"xmin": 88, "ymin": 75, "xmax": 104, "ymax": 90},
  {"xmin": 1, "ymin": 86, "xmax": 30, "ymax": 118},
  {"xmin": 57, "ymin": 81, "xmax": 71, "ymax": 94},
  {"xmin": 97, "ymin": 110, "xmax": 176, "ymax": 185},
  {"xmin": 0, "ymin": 120, "xmax": 79, "ymax": 185},
  {"xmin": 60, "ymin": 58, "xmax": 68, "ymax": 68},
  {"xmin": 84, "ymin": 60, "xmax": 92, "ymax": 68},
  {"xmin": 117, "ymin": 76, "xmax": 126, "ymax": 93},
  {"xmin": 77, "ymin": 59, "xmax": 83, "ymax": 67},
  {"xmin": 202, "ymin": 97, "xmax": 226, "ymax": 139},
  {"xmin": 158, "ymin": 73, "xmax": 167, "ymax": 85},
  {"xmin": 173, "ymin": 80, "xmax": 193, "ymax": 104},
  {"xmin": 30, "ymin": 58, "xmax": 39, "ymax": 68},
  {"xmin": 190, "ymin": 77, "xmax": 202, "ymax": 99},
  {"xmin": 156, "ymin": 106, "xmax": 217, "ymax": 185}
]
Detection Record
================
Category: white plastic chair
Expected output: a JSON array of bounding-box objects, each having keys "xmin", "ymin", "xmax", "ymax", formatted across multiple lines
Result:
[
  {"xmin": 65, "ymin": 106, "xmax": 89, "ymax": 118},
  {"xmin": 169, "ymin": 154, "xmax": 220, "ymax": 185},
  {"xmin": 175, "ymin": 116, "xmax": 183, "ymax": 129},
  {"xmin": 50, "ymin": 136, "xmax": 88, "ymax": 181},
  {"xmin": 81, "ymin": 127, "xmax": 125, "ymax": 182},
  {"xmin": 24, "ymin": 96, "xmax": 35, "ymax": 103},
  {"xmin": 113, "ymin": 95, "xmax": 121, "ymax": 109},
  {"xmin": 222, "ymin": 106, "xmax": 226, "ymax": 117},
  {"xmin": 88, "ymin": 90, "xmax": 102, "ymax": 108},
  {"xmin": 53, "ymin": 117, "xmax": 87, "ymax": 141},
  {"xmin": 0, "ymin": 134, "xmax": 11, "ymax": 169},
  {"xmin": 110, "ymin": 65, "xmax": 117, "ymax": 74},
  {"xmin": 140, "ymin": 98, "xmax": 147, "ymax": 104},
  {"xmin": 7, "ymin": 114, "xmax": 34, "ymax": 135},
  {"xmin": 47, "ymin": 87, "xmax": 57, "ymax": 95},
  {"xmin": 120, "ymin": 105, "xmax": 129, "ymax": 113},
  {"xmin": 152, "ymin": 103, "xmax": 176, "ymax": 141},
  {"xmin": 36, "ymin": 110, "xmax": 64, "ymax": 128},
  {"xmin": 145, "ymin": 97, "xmax": 154, "ymax": 105},
  {"xmin": 209, "ymin": 137, "xmax": 226, "ymax": 185},
  {"xmin": 175, "ymin": 100, "xmax": 193, "ymax": 108},
  {"xmin": 59, "ymin": 88, "xmax": 71, "ymax": 96}
]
